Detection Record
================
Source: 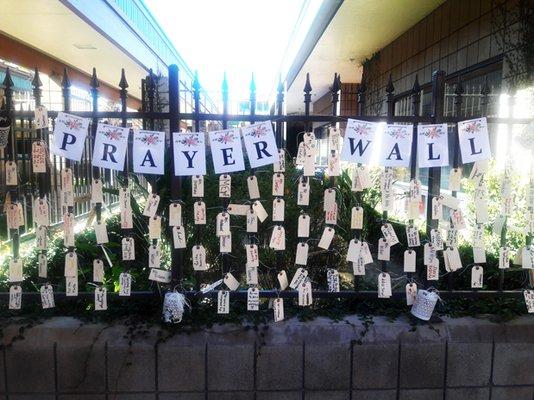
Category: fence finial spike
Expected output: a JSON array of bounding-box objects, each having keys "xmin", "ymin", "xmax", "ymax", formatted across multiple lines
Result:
[
  {"xmin": 193, "ymin": 70, "xmax": 200, "ymax": 91},
  {"xmin": 90, "ymin": 68, "xmax": 99, "ymax": 89},
  {"xmin": 61, "ymin": 67, "xmax": 71, "ymax": 88},
  {"xmin": 336, "ymin": 73, "xmax": 342, "ymax": 89},
  {"xmin": 454, "ymin": 76, "xmax": 464, "ymax": 95},
  {"xmin": 277, "ymin": 75, "xmax": 284, "ymax": 93},
  {"xmin": 304, "ymin": 72, "xmax": 312, "ymax": 93},
  {"xmin": 222, "ymin": 71, "xmax": 228, "ymax": 92},
  {"xmin": 249, "ymin": 73, "xmax": 256, "ymax": 93},
  {"xmin": 412, "ymin": 74, "xmax": 420, "ymax": 93},
  {"xmin": 31, "ymin": 67, "xmax": 42, "ymax": 88},
  {"xmin": 386, "ymin": 73, "xmax": 394, "ymax": 94},
  {"xmin": 480, "ymin": 76, "xmax": 491, "ymax": 96},
  {"xmin": 2, "ymin": 67, "xmax": 13, "ymax": 88},
  {"xmin": 331, "ymin": 73, "xmax": 340, "ymax": 92},
  {"xmin": 119, "ymin": 68, "xmax": 129, "ymax": 90}
]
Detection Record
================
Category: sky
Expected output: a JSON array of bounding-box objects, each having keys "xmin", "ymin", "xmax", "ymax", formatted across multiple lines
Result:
[{"xmin": 144, "ymin": 0, "xmax": 314, "ymax": 101}]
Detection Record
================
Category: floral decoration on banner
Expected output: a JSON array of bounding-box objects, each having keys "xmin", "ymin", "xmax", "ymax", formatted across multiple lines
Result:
[
  {"xmin": 388, "ymin": 126, "xmax": 409, "ymax": 139},
  {"xmin": 138, "ymin": 133, "xmax": 162, "ymax": 146},
  {"xmin": 66, "ymin": 117, "xmax": 83, "ymax": 130},
  {"xmin": 215, "ymin": 131, "xmax": 236, "ymax": 144},
  {"xmin": 420, "ymin": 125, "xmax": 446, "ymax": 139},
  {"xmin": 104, "ymin": 128, "xmax": 126, "ymax": 141},
  {"xmin": 462, "ymin": 120, "xmax": 484, "ymax": 134},
  {"xmin": 347, "ymin": 123, "xmax": 372, "ymax": 136},
  {"xmin": 178, "ymin": 135, "xmax": 200, "ymax": 147},
  {"xmin": 245, "ymin": 124, "xmax": 269, "ymax": 138}
]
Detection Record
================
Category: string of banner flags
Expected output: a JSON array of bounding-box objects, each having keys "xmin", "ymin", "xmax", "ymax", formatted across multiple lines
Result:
[{"xmin": 4, "ymin": 109, "xmax": 534, "ymax": 321}]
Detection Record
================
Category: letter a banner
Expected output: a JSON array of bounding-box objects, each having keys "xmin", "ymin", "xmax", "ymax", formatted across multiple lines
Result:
[
  {"xmin": 417, "ymin": 123, "xmax": 449, "ymax": 168},
  {"xmin": 458, "ymin": 117, "xmax": 491, "ymax": 164},
  {"xmin": 92, "ymin": 123, "xmax": 130, "ymax": 171},
  {"xmin": 209, "ymin": 129, "xmax": 245, "ymax": 174},
  {"xmin": 51, "ymin": 112, "xmax": 89, "ymax": 161},
  {"xmin": 340, "ymin": 119, "xmax": 377, "ymax": 165},
  {"xmin": 241, "ymin": 121, "xmax": 279, "ymax": 168},
  {"xmin": 133, "ymin": 130, "xmax": 165, "ymax": 175},
  {"xmin": 172, "ymin": 132, "xmax": 206, "ymax": 176},
  {"xmin": 379, "ymin": 124, "xmax": 413, "ymax": 167}
]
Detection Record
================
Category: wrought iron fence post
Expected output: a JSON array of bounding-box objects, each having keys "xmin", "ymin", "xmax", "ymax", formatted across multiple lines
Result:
[
  {"xmin": 383, "ymin": 73, "xmax": 395, "ymax": 274},
  {"xmin": 90, "ymin": 68, "xmax": 101, "ymax": 222},
  {"xmin": 168, "ymin": 64, "xmax": 183, "ymax": 284},
  {"xmin": 357, "ymin": 82, "xmax": 366, "ymax": 116},
  {"xmin": 410, "ymin": 75, "xmax": 421, "ymax": 284},
  {"xmin": 220, "ymin": 72, "xmax": 230, "ymax": 275}
]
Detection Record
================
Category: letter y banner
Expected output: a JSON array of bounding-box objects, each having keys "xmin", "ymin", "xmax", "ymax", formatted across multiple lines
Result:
[
  {"xmin": 458, "ymin": 117, "xmax": 491, "ymax": 164},
  {"xmin": 209, "ymin": 129, "xmax": 245, "ymax": 173},
  {"xmin": 340, "ymin": 119, "xmax": 377, "ymax": 165},
  {"xmin": 172, "ymin": 132, "xmax": 206, "ymax": 176},
  {"xmin": 92, "ymin": 123, "xmax": 130, "ymax": 171},
  {"xmin": 51, "ymin": 112, "xmax": 89, "ymax": 161},
  {"xmin": 133, "ymin": 130, "xmax": 165, "ymax": 175},
  {"xmin": 241, "ymin": 121, "xmax": 279, "ymax": 168}
]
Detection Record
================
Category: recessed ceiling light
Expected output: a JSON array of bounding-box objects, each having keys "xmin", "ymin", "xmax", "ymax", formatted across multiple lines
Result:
[{"xmin": 73, "ymin": 43, "xmax": 96, "ymax": 50}]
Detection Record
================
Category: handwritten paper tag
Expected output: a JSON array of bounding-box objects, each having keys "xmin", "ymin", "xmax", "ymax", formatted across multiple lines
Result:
[
  {"xmin": 430, "ymin": 229, "xmax": 444, "ymax": 250},
  {"xmin": 34, "ymin": 198, "xmax": 50, "ymax": 226},
  {"xmin": 38, "ymin": 253, "xmax": 47, "ymax": 278},
  {"xmin": 94, "ymin": 220, "xmax": 109, "ymax": 244},
  {"xmin": 445, "ymin": 246, "xmax": 462, "ymax": 271},
  {"xmin": 346, "ymin": 239, "xmax": 362, "ymax": 263},
  {"xmin": 247, "ymin": 287, "xmax": 260, "ymax": 311},
  {"xmin": 32, "ymin": 141, "xmax": 47, "ymax": 173},
  {"xmin": 323, "ymin": 189, "xmax": 336, "ymax": 212},
  {"xmin": 274, "ymin": 149, "xmax": 286, "ymax": 172},
  {"xmin": 194, "ymin": 201, "xmax": 206, "ymax": 224},
  {"xmin": 94, "ymin": 287, "xmax": 107, "ymax": 310},
  {"xmin": 325, "ymin": 203, "xmax": 337, "ymax": 225},
  {"xmin": 273, "ymin": 298, "xmax": 284, "ymax": 321},
  {"xmin": 406, "ymin": 283, "xmax": 417, "ymax": 305},
  {"xmin": 64, "ymin": 252, "xmax": 78, "ymax": 277},
  {"xmin": 272, "ymin": 198, "xmax": 285, "ymax": 222},
  {"xmin": 252, "ymin": 200, "xmax": 268, "ymax": 222},
  {"xmin": 303, "ymin": 154, "xmax": 315, "ymax": 176},
  {"xmin": 522, "ymin": 246, "xmax": 534, "ymax": 269},
  {"xmin": 272, "ymin": 173, "xmax": 284, "ymax": 196},
  {"xmin": 169, "ymin": 203, "xmax": 182, "ymax": 226},
  {"xmin": 406, "ymin": 225, "xmax": 420, "ymax": 247},
  {"xmin": 149, "ymin": 244, "xmax": 161, "ymax": 268},
  {"xmin": 298, "ymin": 281, "xmax": 313, "ymax": 306},
  {"xmin": 36, "ymin": 226, "xmax": 48, "ymax": 250},
  {"xmin": 219, "ymin": 233, "xmax": 232, "ymax": 253},
  {"xmin": 219, "ymin": 174, "xmax": 231, "ymax": 198},
  {"xmin": 381, "ymin": 223, "xmax": 399, "ymax": 246},
  {"xmin": 66, "ymin": 276, "xmax": 78, "ymax": 297},
  {"xmin": 216, "ymin": 212, "xmax": 231, "ymax": 236},
  {"xmin": 246, "ymin": 244, "xmax": 259, "ymax": 267},
  {"xmin": 298, "ymin": 214, "xmax": 310, "ymax": 237},
  {"xmin": 34, "ymin": 105, "xmax": 49, "ymax": 129},
  {"xmin": 9, "ymin": 259, "xmax": 23, "ymax": 282},
  {"xmin": 269, "ymin": 226, "xmax": 285, "ymax": 250},
  {"xmin": 318, "ymin": 227, "xmax": 335, "ymax": 249},
  {"xmin": 119, "ymin": 187, "xmax": 133, "ymax": 229},
  {"xmin": 327, "ymin": 268, "xmax": 340, "ymax": 292},
  {"xmin": 473, "ymin": 247, "xmax": 486, "ymax": 264},
  {"xmin": 404, "ymin": 249, "xmax": 416, "ymax": 272},
  {"xmin": 247, "ymin": 176, "xmax": 260, "ymax": 199},
  {"xmin": 217, "ymin": 290, "xmax": 230, "ymax": 314},
  {"xmin": 41, "ymin": 284, "xmax": 55, "ymax": 309},
  {"xmin": 149, "ymin": 268, "xmax": 171, "ymax": 283},
  {"xmin": 290, "ymin": 267, "xmax": 308, "ymax": 289},
  {"xmin": 246, "ymin": 209, "xmax": 258, "ymax": 233},
  {"xmin": 122, "ymin": 237, "xmax": 135, "ymax": 260},
  {"xmin": 143, "ymin": 194, "xmax": 160, "ymax": 217},
  {"xmin": 351, "ymin": 207, "xmax": 363, "ymax": 230},
  {"xmin": 246, "ymin": 265, "xmax": 258, "ymax": 285},
  {"xmin": 228, "ymin": 204, "xmax": 249, "ymax": 216},
  {"xmin": 378, "ymin": 273, "xmax": 392, "ymax": 298},
  {"xmin": 5, "ymin": 161, "xmax": 17, "ymax": 186},
  {"xmin": 297, "ymin": 177, "xmax": 310, "ymax": 206},
  {"xmin": 278, "ymin": 271, "xmax": 289, "ymax": 290},
  {"xmin": 427, "ymin": 258, "xmax": 440, "ymax": 280},
  {"xmin": 449, "ymin": 168, "xmax": 462, "ymax": 191},
  {"xmin": 192, "ymin": 245, "xmax": 207, "ymax": 270},
  {"xmin": 499, "ymin": 247, "xmax": 510, "ymax": 269},
  {"xmin": 64, "ymin": 212, "xmax": 75, "ymax": 247},
  {"xmin": 424, "ymin": 243, "xmax": 437, "ymax": 265},
  {"xmin": 91, "ymin": 179, "xmax": 104, "ymax": 204},
  {"xmin": 524, "ymin": 290, "xmax": 534, "ymax": 313},
  {"xmin": 93, "ymin": 259, "xmax": 104, "ymax": 282},
  {"xmin": 192, "ymin": 175, "xmax": 204, "ymax": 197},
  {"xmin": 378, "ymin": 238, "xmax": 390, "ymax": 261},
  {"xmin": 9, "ymin": 285, "xmax": 22, "ymax": 310},
  {"xmin": 471, "ymin": 266, "xmax": 483, "ymax": 288},
  {"xmin": 295, "ymin": 242, "xmax": 309, "ymax": 265},
  {"xmin": 119, "ymin": 272, "xmax": 132, "ymax": 296}
]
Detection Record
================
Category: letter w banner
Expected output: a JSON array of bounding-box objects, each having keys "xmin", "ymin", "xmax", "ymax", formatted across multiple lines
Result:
[
  {"xmin": 458, "ymin": 117, "xmax": 491, "ymax": 164},
  {"xmin": 340, "ymin": 119, "xmax": 377, "ymax": 164},
  {"xmin": 51, "ymin": 112, "xmax": 90, "ymax": 161},
  {"xmin": 417, "ymin": 123, "xmax": 449, "ymax": 167},
  {"xmin": 379, "ymin": 124, "xmax": 413, "ymax": 167},
  {"xmin": 92, "ymin": 123, "xmax": 130, "ymax": 171},
  {"xmin": 241, "ymin": 121, "xmax": 279, "ymax": 168},
  {"xmin": 209, "ymin": 129, "xmax": 245, "ymax": 173},
  {"xmin": 133, "ymin": 130, "xmax": 165, "ymax": 175},
  {"xmin": 172, "ymin": 132, "xmax": 206, "ymax": 176}
]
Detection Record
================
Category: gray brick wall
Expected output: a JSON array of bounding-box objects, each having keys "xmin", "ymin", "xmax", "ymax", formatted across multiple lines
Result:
[{"xmin": 0, "ymin": 316, "xmax": 532, "ymax": 399}]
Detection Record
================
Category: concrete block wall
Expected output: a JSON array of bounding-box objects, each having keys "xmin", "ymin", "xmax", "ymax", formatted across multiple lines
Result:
[{"xmin": 0, "ymin": 316, "xmax": 532, "ymax": 399}]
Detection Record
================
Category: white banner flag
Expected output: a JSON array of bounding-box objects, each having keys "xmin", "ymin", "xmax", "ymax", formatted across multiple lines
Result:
[
  {"xmin": 417, "ymin": 123, "xmax": 449, "ymax": 167},
  {"xmin": 133, "ymin": 130, "xmax": 165, "ymax": 175},
  {"xmin": 172, "ymin": 132, "xmax": 206, "ymax": 176},
  {"xmin": 379, "ymin": 124, "xmax": 413, "ymax": 167},
  {"xmin": 92, "ymin": 123, "xmax": 130, "ymax": 171},
  {"xmin": 241, "ymin": 121, "xmax": 279, "ymax": 168},
  {"xmin": 51, "ymin": 112, "xmax": 89, "ymax": 161},
  {"xmin": 458, "ymin": 117, "xmax": 491, "ymax": 164},
  {"xmin": 340, "ymin": 119, "xmax": 377, "ymax": 164},
  {"xmin": 209, "ymin": 129, "xmax": 245, "ymax": 173}
]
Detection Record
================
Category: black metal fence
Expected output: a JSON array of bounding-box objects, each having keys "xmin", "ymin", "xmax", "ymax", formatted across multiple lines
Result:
[{"xmin": 1, "ymin": 63, "xmax": 532, "ymax": 302}]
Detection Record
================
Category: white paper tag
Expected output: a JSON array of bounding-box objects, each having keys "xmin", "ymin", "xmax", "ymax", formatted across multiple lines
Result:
[
  {"xmin": 94, "ymin": 287, "xmax": 107, "ymax": 310},
  {"xmin": 327, "ymin": 151, "xmax": 340, "ymax": 176},
  {"xmin": 298, "ymin": 281, "xmax": 313, "ymax": 306},
  {"xmin": 34, "ymin": 105, "xmax": 49, "ymax": 128},
  {"xmin": 143, "ymin": 194, "xmax": 160, "ymax": 217},
  {"xmin": 247, "ymin": 287, "xmax": 260, "ymax": 311},
  {"xmin": 219, "ymin": 232, "xmax": 232, "ymax": 253},
  {"xmin": 351, "ymin": 207, "xmax": 363, "ymax": 230},
  {"xmin": 277, "ymin": 271, "xmax": 288, "ymax": 290},
  {"xmin": 149, "ymin": 243, "xmax": 161, "ymax": 268},
  {"xmin": 38, "ymin": 253, "xmax": 47, "ymax": 278},
  {"xmin": 423, "ymin": 243, "xmax": 436, "ymax": 265},
  {"xmin": 406, "ymin": 225, "xmax": 420, "ymax": 247},
  {"xmin": 192, "ymin": 245, "xmax": 207, "ymax": 271},
  {"xmin": 9, "ymin": 259, "xmax": 23, "ymax": 282},
  {"xmin": 91, "ymin": 179, "xmax": 104, "ymax": 204},
  {"xmin": 471, "ymin": 266, "xmax": 483, "ymax": 288},
  {"xmin": 122, "ymin": 237, "xmax": 135, "ymax": 260},
  {"xmin": 303, "ymin": 153, "xmax": 315, "ymax": 176},
  {"xmin": 499, "ymin": 247, "xmax": 510, "ymax": 269},
  {"xmin": 327, "ymin": 269, "xmax": 340, "ymax": 292},
  {"xmin": 323, "ymin": 189, "xmax": 336, "ymax": 212},
  {"xmin": 360, "ymin": 242, "xmax": 373, "ymax": 264},
  {"xmin": 34, "ymin": 198, "xmax": 50, "ymax": 226},
  {"xmin": 66, "ymin": 276, "xmax": 78, "ymax": 297},
  {"xmin": 378, "ymin": 273, "xmax": 392, "ymax": 298},
  {"xmin": 346, "ymin": 239, "xmax": 362, "ymax": 263},
  {"xmin": 318, "ymin": 227, "xmax": 335, "ymax": 249},
  {"xmin": 473, "ymin": 224, "xmax": 485, "ymax": 248},
  {"xmin": 93, "ymin": 259, "xmax": 104, "ymax": 282},
  {"xmin": 381, "ymin": 223, "xmax": 399, "ymax": 246},
  {"xmin": 325, "ymin": 203, "xmax": 337, "ymax": 225},
  {"xmin": 449, "ymin": 168, "xmax": 462, "ymax": 191},
  {"xmin": 273, "ymin": 298, "xmax": 284, "ymax": 321},
  {"xmin": 290, "ymin": 267, "xmax": 308, "ymax": 289},
  {"xmin": 5, "ymin": 161, "xmax": 17, "ymax": 186},
  {"xmin": 298, "ymin": 214, "xmax": 310, "ymax": 237},
  {"xmin": 94, "ymin": 220, "xmax": 109, "ymax": 244},
  {"xmin": 228, "ymin": 204, "xmax": 250, "ymax": 216},
  {"xmin": 473, "ymin": 247, "xmax": 486, "ymax": 264},
  {"xmin": 404, "ymin": 249, "xmax": 416, "ymax": 272},
  {"xmin": 445, "ymin": 246, "xmax": 462, "ymax": 271},
  {"xmin": 493, "ymin": 215, "xmax": 506, "ymax": 236},
  {"xmin": 63, "ymin": 212, "xmax": 75, "ymax": 247},
  {"xmin": 217, "ymin": 290, "xmax": 230, "ymax": 314},
  {"xmin": 381, "ymin": 168, "xmax": 394, "ymax": 212},
  {"xmin": 36, "ymin": 225, "xmax": 48, "ymax": 250},
  {"xmin": 246, "ymin": 244, "xmax": 259, "ymax": 267},
  {"xmin": 377, "ymin": 238, "xmax": 390, "ymax": 261},
  {"xmin": 148, "ymin": 268, "xmax": 172, "ymax": 283},
  {"xmin": 524, "ymin": 290, "xmax": 534, "ymax": 313},
  {"xmin": 247, "ymin": 176, "xmax": 260, "ymax": 199},
  {"xmin": 295, "ymin": 242, "xmax": 309, "ymax": 265},
  {"xmin": 441, "ymin": 193, "xmax": 460, "ymax": 209},
  {"xmin": 119, "ymin": 272, "xmax": 132, "ymax": 296},
  {"xmin": 523, "ymin": 246, "xmax": 534, "ymax": 269},
  {"xmin": 427, "ymin": 258, "xmax": 440, "ymax": 281},
  {"xmin": 406, "ymin": 283, "xmax": 417, "ymax": 305},
  {"xmin": 119, "ymin": 187, "xmax": 133, "ymax": 229},
  {"xmin": 431, "ymin": 196, "xmax": 443, "ymax": 220},
  {"xmin": 272, "ymin": 198, "xmax": 285, "ymax": 222},
  {"xmin": 61, "ymin": 168, "xmax": 74, "ymax": 207},
  {"xmin": 169, "ymin": 203, "xmax": 183, "ymax": 226},
  {"xmin": 353, "ymin": 258, "xmax": 366, "ymax": 275},
  {"xmin": 192, "ymin": 175, "xmax": 204, "ymax": 197},
  {"xmin": 64, "ymin": 252, "xmax": 77, "ymax": 277},
  {"xmin": 194, "ymin": 201, "xmax": 206, "ymax": 224},
  {"xmin": 272, "ymin": 173, "xmax": 285, "ymax": 196},
  {"xmin": 246, "ymin": 209, "xmax": 258, "ymax": 233},
  {"xmin": 219, "ymin": 174, "xmax": 231, "ymax": 198},
  {"xmin": 274, "ymin": 149, "xmax": 286, "ymax": 172},
  {"xmin": 430, "ymin": 229, "xmax": 444, "ymax": 250},
  {"xmin": 297, "ymin": 177, "xmax": 310, "ymax": 206},
  {"xmin": 32, "ymin": 141, "xmax": 47, "ymax": 173},
  {"xmin": 252, "ymin": 200, "xmax": 268, "ymax": 222},
  {"xmin": 451, "ymin": 209, "xmax": 466, "ymax": 230},
  {"xmin": 269, "ymin": 226, "xmax": 285, "ymax": 250},
  {"xmin": 9, "ymin": 285, "xmax": 22, "ymax": 310},
  {"xmin": 40, "ymin": 284, "xmax": 55, "ymax": 309},
  {"xmin": 216, "ymin": 212, "xmax": 231, "ymax": 236}
]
